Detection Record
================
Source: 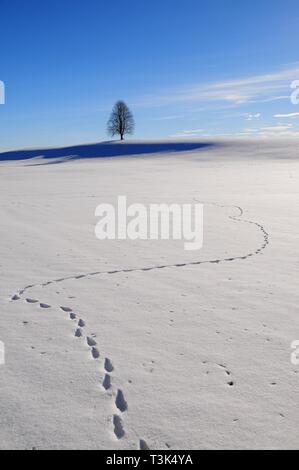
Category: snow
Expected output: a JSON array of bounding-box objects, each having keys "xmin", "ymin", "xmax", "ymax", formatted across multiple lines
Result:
[{"xmin": 0, "ymin": 139, "xmax": 299, "ymax": 449}]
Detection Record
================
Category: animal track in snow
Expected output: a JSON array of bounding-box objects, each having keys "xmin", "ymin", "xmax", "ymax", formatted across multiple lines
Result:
[
  {"xmin": 218, "ymin": 363, "xmax": 231, "ymax": 376},
  {"xmin": 75, "ymin": 328, "xmax": 83, "ymax": 338},
  {"xmin": 26, "ymin": 298, "xmax": 38, "ymax": 304},
  {"xmin": 11, "ymin": 201, "xmax": 263, "ymax": 448},
  {"xmin": 104, "ymin": 358, "xmax": 114, "ymax": 373},
  {"xmin": 115, "ymin": 389, "xmax": 127, "ymax": 412},
  {"xmin": 60, "ymin": 306, "xmax": 72, "ymax": 312},
  {"xmin": 86, "ymin": 336, "xmax": 97, "ymax": 347},
  {"xmin": 39, "ymin": 303, "xmax": 51, "ymax": 309},
  {"xmin": 11, "ymin": 294, "xmax": 20, "ymax": 301},
  {"xmin": 11, "ymin": 287, "xmax": 129, "ymax": 444},
  {"xmin": 102, "ymin": 374, "xmax": 111, "ymax": 390},
  {"xmin": 91, "ymin": 347, "xmax": 100, "ymax": 359},
  {"xmin": 217, "ymin": 363, "xmax": 235, "ymax": 387},
  {"xmin": 113, "ymin": 415, "xmax": 125, "ymax": 439},
  {"xmin": 139, "ymin": 439, "xmax": 150, "ymax": 450},
  {"xmin": 11, "ymin": 203, "xmax": 269, "ymax": 304}
]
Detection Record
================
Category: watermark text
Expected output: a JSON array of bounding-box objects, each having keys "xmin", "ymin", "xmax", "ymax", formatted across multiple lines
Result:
[
  {"xmin": 291, "ymin": 80, "xmax": 299, "ymax": 105},
  {"xmin": 95, "ymin": 196, "xmax": 203, "ymax": 251},
  {"xmin": 291, "ymin": 340, "xmax": 299, "ymax": 365},
  {"xmin": 0, "ymin": 341, "xmax": 5, "ymax": 365},
  {"xmin": 0, "ymin": 81, "xmax": 5, "ymax": 104}
]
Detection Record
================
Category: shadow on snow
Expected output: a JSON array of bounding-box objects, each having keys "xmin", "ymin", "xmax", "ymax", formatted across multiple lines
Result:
[{"xmin": 0, "ymin": 141, "xmax": 217, "ymax": 163}]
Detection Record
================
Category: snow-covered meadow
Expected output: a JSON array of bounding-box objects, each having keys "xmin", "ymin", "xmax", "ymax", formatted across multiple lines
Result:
[{"xmin": 0, "ymin": 139, "xmax": 299, "ymax": 449}]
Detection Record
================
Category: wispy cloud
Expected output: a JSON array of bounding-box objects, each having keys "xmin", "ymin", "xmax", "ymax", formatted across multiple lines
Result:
[
  {"xmin": 243, "ymin": 128, "xmax": 258, "ymax": 133},
  {"xmin": 171, "ymin": 129, "xmax": 204, "ymax": 137},
  {"xmin": 273, "ymin": 112, "xmax": 299, "ymax": 118},
  {"xmin": 258, "ymin": 130, "xmax": 299, "ymax": 138},
  {"xmin": 153, "ymin": 115, "xmax": 185, "ymax": 121},
  {"xmin": 261, "ymin": 124, "xmax": 293, "ymax": 131},
  {"xmin": 134, "ymin": 63, "xmax": 299, "ymax": 108},
  {"xmin": 236, "ymin": 123, "xmax": 299, "ymax": 139},
  {"xmin": 245, "ymin": 113, "xmax": 261, "ymax": 121}
]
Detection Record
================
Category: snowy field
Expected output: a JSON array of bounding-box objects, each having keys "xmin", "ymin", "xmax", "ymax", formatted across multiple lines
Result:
[{"xmin": 0, "ymin": 139, "xmax": 299, "ymax": 450}]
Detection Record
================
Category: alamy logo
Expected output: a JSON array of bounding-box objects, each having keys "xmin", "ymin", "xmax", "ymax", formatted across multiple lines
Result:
[
  {"xmin": 291, "ymin": 340, "xmax": 299, "ymax": 365},
  {"xmin": 95, "ymin": 196, "xmax": 204, "ymax": 251},
  {"xmin": 0, "ymin": 341, "xmax": 5, "ymax": 365},
  {"xmin": 0, "ymin": 81, "xmax": 5, "ymax": 104},
  {"xmin": 291, "ymin": 80, "xmax": 299, "ymax": 105}
]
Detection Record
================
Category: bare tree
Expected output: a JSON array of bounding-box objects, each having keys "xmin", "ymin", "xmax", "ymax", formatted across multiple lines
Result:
[{"xmin": 107, "ymin": 100, "xmax": 135, "ymax": 140}]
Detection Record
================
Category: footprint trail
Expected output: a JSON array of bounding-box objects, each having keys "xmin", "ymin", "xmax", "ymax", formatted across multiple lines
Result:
[{"xmin": 9, "ymin": 202, "xmax": 269, "ymax": 448}]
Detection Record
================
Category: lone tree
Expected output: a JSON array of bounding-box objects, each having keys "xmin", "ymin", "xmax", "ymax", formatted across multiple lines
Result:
[{"xmin": 107, "ymin": 100, "xmax": 135, "ymax": 140}]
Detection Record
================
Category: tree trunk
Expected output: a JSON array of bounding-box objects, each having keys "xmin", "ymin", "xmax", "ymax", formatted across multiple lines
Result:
[{"xmin": 120, "ymin": 134, "xmax": 124, "ymax": 140}]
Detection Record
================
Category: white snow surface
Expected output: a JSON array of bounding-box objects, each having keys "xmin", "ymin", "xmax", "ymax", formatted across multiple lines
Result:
[{"xmin": 0, "ymin": 139, "xmax": 299, "ymax": 449}]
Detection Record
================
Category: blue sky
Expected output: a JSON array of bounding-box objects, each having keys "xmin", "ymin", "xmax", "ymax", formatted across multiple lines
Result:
[{"xmin": 1, "ymin": 0, "xmax": 299, "ymax": 150}]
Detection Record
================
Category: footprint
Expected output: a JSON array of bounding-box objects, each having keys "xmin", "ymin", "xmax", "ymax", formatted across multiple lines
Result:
[
  {"xmin": 78, "ymin": 319, "xmax": 85, "ymax": 328},
  {"xmin": 26, "ymin": 298, "xmax": 38, "ymax": 304},
  {"xmin": 11, "ymin": 294, "xmax": 20, "ymax": 301},
  {"xmin": 40, "ymin": 303, "xmax": 51, "ymax": 309},
  {"xmin": 60, "ymin": 306, "xmax": 72, "ymax": 312},
  {"xmin": 91, "ymin": 347, "xmax": 100, "ymax": 359},
  {"xmin": 227, "ymin": 381, "xmax": 235, "ymax": 387},
  {"xmin": 139, "ymin": 439, "xmax": 150, "ymax": 450},
  {"xmin": 102, "ymin": 374, "xmax": 111, "ymax": 390},
  {"xmin": 115, "ymin": 389, "xmax": 127, "ymax": 412},
  {"xmin": 113, "ymin": 415, "xmax": 125, "ymax": 439},
  {"xmin": 104, "ymin": 358, "xmax": 114, "ymax": 373},
  {"xmin": 69, "ymin": 312, "xmax": 76, "ymax": 320},
  {"xmin": 75, "ymin": 328, "xmax": 82, "ymax": 338},
  {"xmin": 218, "ymin": 363, "xmax": 232, "ymax": 377},
  {"xmin": 87, "ymin": 337, "xmax": 97, "ymax": 347}
]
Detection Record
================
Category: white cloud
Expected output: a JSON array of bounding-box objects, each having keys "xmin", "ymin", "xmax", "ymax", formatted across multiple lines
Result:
[
  {"xmin": 226, "ymin": 122, "xmax": 299, "ymax": 139},
  {"xmin": 258, "ymin": 130, "xmax": 299, "ymax": 138},
  {"xmin": 154, "ymin": 115, "xmax": 185, "ymax": 121},
  {"xmin": 245, "ymin": 112, "xmax": 261, "ymax": 121},
  {"xmin": 237, "ymin": 122, "xmax": 299, "ymax": 139},
  {"xmin": 261, "ymin": 124, "xmax": 293, "ymax": 131},
  {"xmin": 181, "ymin": 129, "xmax": 203, "ymax": 134},
  {"xmin": 273, "ymin": 112, "xmax": 299, "ymax": 118},
  {"xmin": 172, "ymin": 129, "xmax": 204, "ymax": 137},
  {"xmin": 134, "ymin": 63, "xmax": 299, "ymax": 108}
]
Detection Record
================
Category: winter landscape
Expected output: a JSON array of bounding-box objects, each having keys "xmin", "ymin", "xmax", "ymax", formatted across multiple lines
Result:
[
  {"xmin": 1, "ymin": 0, "xmax": 299, "ymax": 452},
  {"xmin": 0, "ymin": 138, "xmax": 299, "ymax": 449}
]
